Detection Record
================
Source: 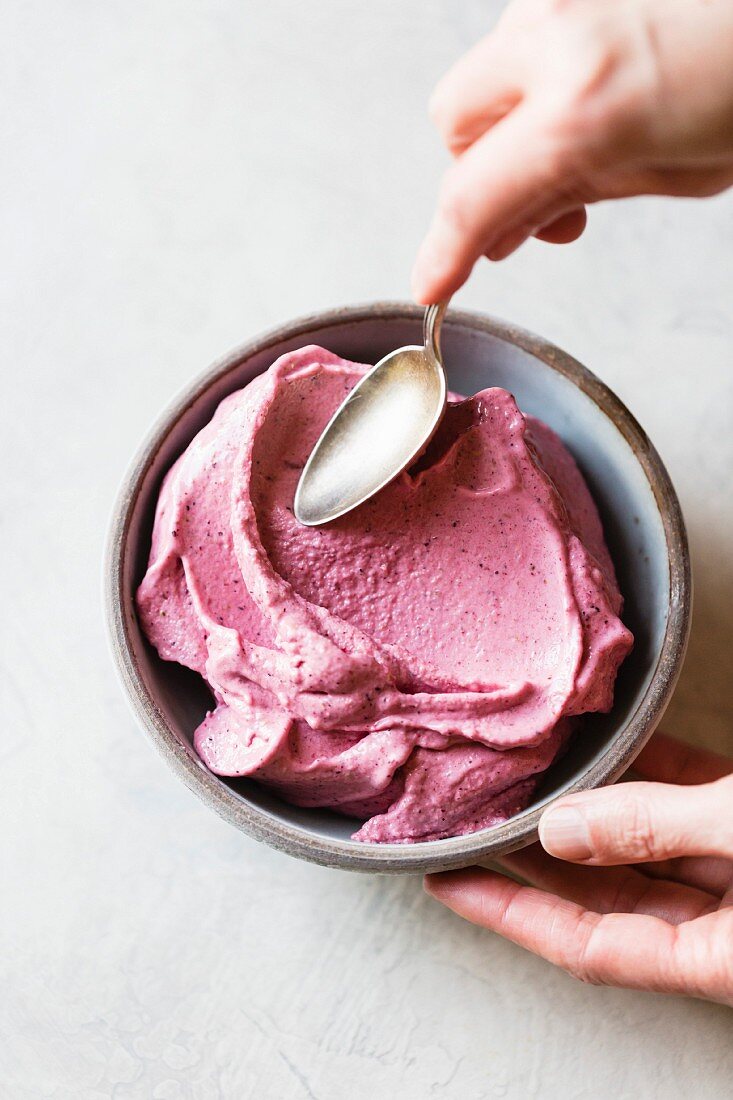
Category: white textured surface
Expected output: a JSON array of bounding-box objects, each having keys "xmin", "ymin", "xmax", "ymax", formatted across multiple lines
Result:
[{"xmin": 3, "ymin": 1, "xmax": 733, "ymax": 1096}]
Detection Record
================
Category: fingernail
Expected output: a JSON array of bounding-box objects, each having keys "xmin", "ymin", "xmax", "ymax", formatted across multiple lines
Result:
[{"xmin": 539, "ymin": 805, "xmax": 593, "ymax": 860}]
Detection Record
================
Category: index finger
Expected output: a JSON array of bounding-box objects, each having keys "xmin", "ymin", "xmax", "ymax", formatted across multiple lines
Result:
[
  {"xmin": 412, "ymin": 106, "xmax": 573, "ymax": 302},
  {"xmin": 425, "ymin": 867, "xmax": 684, "ymax": 993}
]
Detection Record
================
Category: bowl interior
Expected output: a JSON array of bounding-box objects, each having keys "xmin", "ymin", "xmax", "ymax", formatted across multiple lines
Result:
[{"xmin": 120, "ymin": 309, "xmax": 675, "ymax": 865}]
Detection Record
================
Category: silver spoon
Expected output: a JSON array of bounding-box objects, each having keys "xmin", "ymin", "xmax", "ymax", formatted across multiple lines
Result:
[{"xmin": 294, "ymin": 302, "xmax": 449, "ymax": 526}]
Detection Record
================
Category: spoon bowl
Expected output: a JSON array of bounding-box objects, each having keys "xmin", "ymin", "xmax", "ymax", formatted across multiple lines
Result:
[{"xmin": 294, "ymin": 302, "xmax": 448, "ymax": 525}]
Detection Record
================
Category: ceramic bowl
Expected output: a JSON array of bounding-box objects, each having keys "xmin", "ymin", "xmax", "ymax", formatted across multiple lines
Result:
[{"xmin": 105, "ymin": 303, "xmax": 691, "ymax": 873}]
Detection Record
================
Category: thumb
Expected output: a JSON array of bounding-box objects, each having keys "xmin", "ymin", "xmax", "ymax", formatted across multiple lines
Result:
[{"xmin": 538, "ymin": 777, "xmax": 733, "ymax": 865}]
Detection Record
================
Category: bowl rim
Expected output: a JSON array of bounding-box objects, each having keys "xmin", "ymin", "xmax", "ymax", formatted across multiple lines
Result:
[{"xmin": 104, "ymin": 301, "xmax": 691, "ymax": 873}]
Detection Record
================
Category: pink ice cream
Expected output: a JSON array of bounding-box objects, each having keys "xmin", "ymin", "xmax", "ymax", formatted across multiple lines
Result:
[{"xmin": 137, "ymin": 346, "xmax": 633, "ymax": 843}]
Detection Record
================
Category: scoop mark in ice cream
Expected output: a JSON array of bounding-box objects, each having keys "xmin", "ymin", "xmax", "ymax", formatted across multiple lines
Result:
[{"xmin": 137, "ymin": 347, "xmax": 633, "ymax": 843}]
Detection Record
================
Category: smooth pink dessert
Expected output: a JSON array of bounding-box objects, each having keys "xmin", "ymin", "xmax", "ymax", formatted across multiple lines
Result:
[{"xmin": 137, "ymin": 347, "xmax": 633, "ymax": 843}]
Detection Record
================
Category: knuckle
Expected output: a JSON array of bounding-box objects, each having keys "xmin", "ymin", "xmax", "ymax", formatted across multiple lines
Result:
[
  {"xmin": 545, "ymin": 0, "xmax": 578, "ymax": 15},
  {"xmin": 436, "ymin": 171, "xmax": 473, "ymax": 234},
  {"xmin": 615, "ymin": 793, "xmax": 658, "ymax": 859},
  {"xmin": 539, "ymin": 88, "xmax": 598, "ymax": 172},
  {"xmin": 429, "ymin": 101, "xmax": 474, "ymax": 158},
  {"xmin": 538, "ymin": 13, "xmax": 658, "ymax": 163},
  {"xmin": 675, "ymin": 912, "xmax": 733, "ymax": 1000},
  {"xmin": 428, "ymin": 81, "xmax": 458, "ymax": 140},
  {"xmin": 585, "ymin": 789, "xmax": 660, "ymax": 860},
  {"xmin": 565, "ymin": 914, "xmax": 607, "ymax": 985},
  {"xmin": 567, "ymin": 963, "xmax": 605, "ymax": 987}
]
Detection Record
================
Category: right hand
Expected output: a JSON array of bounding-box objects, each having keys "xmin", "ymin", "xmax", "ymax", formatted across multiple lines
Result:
[{"xmin": 412, "ymin": 0, "xmax": 733, "ymax": 303}]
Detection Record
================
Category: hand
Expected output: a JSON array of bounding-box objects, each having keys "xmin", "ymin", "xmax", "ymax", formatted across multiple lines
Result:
[
  {"xmin": 425, "ymin": 732, "xmax": 733, "ymax": 1005},
  {"xmin": 412, "ymin": 0, "xmax": 733, "ymax": 303}
]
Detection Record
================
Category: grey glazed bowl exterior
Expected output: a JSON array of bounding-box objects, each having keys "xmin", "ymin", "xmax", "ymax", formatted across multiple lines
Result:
[{"xmin": 105, "ymin": 303, "xmax": 691, "ymax": 874}]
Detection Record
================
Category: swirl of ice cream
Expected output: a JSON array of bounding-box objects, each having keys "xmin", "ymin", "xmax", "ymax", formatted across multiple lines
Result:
[{"xmin": 137, "ymin": 346, "xmax": 633, "ymax": 843}]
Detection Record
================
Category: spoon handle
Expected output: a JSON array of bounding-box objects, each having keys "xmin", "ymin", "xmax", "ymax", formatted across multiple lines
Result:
[{"xmin": 423, "ymin": 300, "xmax": 449, "ymax": 365}]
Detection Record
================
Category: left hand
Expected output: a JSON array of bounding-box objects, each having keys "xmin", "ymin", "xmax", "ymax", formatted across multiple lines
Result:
[{"xmin": 425, "ymin": 732, "xmax": 733, "ymax": 1005}]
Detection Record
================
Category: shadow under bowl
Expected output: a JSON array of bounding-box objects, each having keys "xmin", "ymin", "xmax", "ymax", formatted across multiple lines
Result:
[{"xmin": 105, "ymin": 303, "xmax": 691, "ymax": 873}]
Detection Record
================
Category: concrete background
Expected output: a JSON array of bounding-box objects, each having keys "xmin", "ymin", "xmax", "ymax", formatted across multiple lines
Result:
[{"xmin": 3, "ymin": 1, "xmax": 732, "ymax": 1096}]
